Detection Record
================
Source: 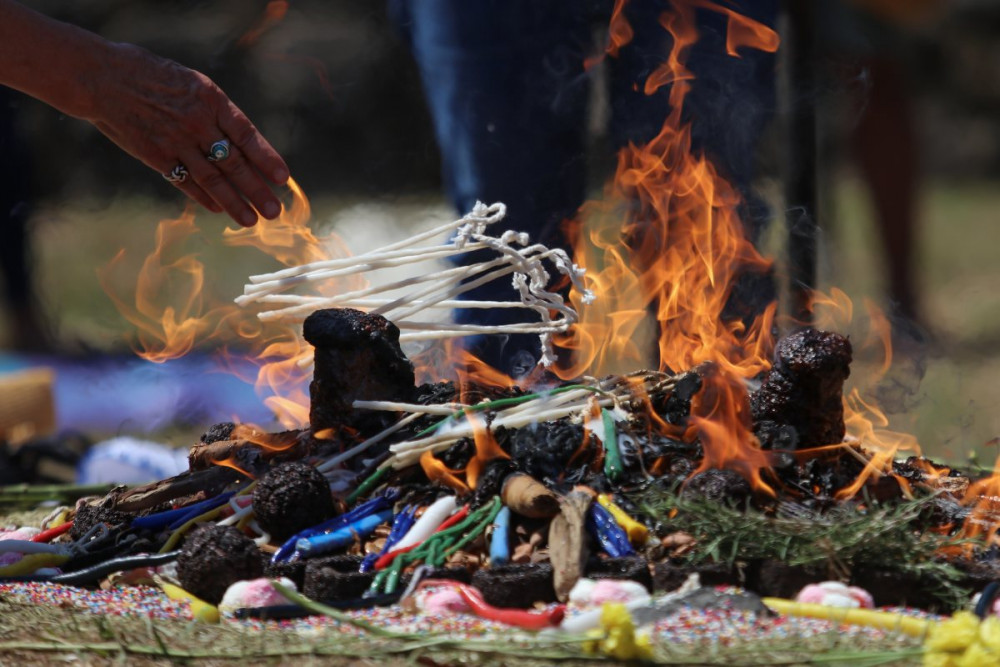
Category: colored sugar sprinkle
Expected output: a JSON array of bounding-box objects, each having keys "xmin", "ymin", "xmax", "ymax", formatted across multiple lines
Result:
[
  {"xmin": 0, "ymin": 581, "xmax": 943, "ymax": 645},
  {"xmin": 0, "ymin": 582, "xmax": 191, "ymax": 621}
]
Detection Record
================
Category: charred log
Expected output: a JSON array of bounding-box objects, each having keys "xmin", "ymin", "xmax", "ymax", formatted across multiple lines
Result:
[
  {"xmin": 304, "ymin": 308, "xmax": 416, "ymax": 435},
  {"xmin": 187, "ymin": 429, "xmax": 308, "ymax": 473},
  {"xmin": 751, "ymin": 328, "xmax": 852, "ymax": 449}
]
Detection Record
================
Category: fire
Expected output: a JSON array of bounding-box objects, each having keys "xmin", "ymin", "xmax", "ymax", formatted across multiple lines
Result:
[
  {"xmin": 951, "ymin": 455, "xmax": 1000, "ymax": 555},
  {"xmin": 557, "ymin": 0, "xmax": 778, "ymax": 383},
  {"xmin": 101, "ymin": 179, "xmax": 355, "ymax": 429},
  {"xmin": 686, "ymin": 366, "xmax": 774, "ymax": 497},
  {"xmin": 420, "ymin": 450, "xmax": 469, "ymax": 494},
  {"xmin": 230, "ymin": 423, "xmax": 301, "ymax": 452},
  {"xmin": 212, "ymin": 455, "xmax": 255, "ymax": 480},
  {"xmin": 554, "ymin": 0, "xmax": 779, "ymax": 492},
  {"xmin": 420, "ymin": 410, "xmax": 509, "ymax": 493}
]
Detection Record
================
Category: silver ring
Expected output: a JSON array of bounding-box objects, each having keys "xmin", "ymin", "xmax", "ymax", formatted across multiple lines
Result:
[
  {"xmin": 162, "ymin": 164, "xmax": 188, "ymax": 184},
  {"xmin": 207, "ymin": 139, "xmax": 231, "ymax": 162}
]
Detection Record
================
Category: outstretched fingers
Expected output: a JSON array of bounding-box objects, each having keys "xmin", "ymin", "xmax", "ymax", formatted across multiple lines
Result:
[{"xmin": 219, "ymin": 102, "xmax": 289, "ymax": 187}]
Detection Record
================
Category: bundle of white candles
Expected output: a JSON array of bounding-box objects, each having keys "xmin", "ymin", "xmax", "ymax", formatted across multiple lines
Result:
[{"xmin": 237, "ymin": 201, "xmax": 594, "ymax": 368}]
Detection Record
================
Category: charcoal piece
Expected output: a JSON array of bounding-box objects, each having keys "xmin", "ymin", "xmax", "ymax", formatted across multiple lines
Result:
[
  {"xmin": 200, "ymin": 422, "xmax": 235, "ymax": 444},
  {"xmin": 751, "ymin": 328, "xmax": 852, "ymax": 448},
  {"xmin": 753, "ymin": 420, "xmax": 799, "ymax": 450},
  {"xmin": 850, "ymin": 567, "xmax": 952, "ymax": 612},
  {"xmin": 920, "ymin": 496, "xmax": 970, "ymax": 528},
  {"xmin": 253, "ymin": 461, "xmax": 337, "ymax": 542},
  {"xmin": 509, "ymin": 420, "xmax": 587, "ymax": 484},
  {"xmin": 585, "ymin": 556, "xmax": 653, "ymax": 591},
  {"xmin": 303, "ymin": 308, "xmax": 415, "ymax": 434},
  {"xmin": 423, "ymin": 566, "xmax": 472, "ymax": 585},
  {"xmin": 471, "ymin": 563, "xmax": 557, "ymax": 608},
  {"xmin": 177, "ymin": 524, "xmax": 263, "ymax": 605},
  {"xmin": 436, "ymin": 439, "xmax": 473, "ymax": 470},
  {"xmin": 304, "ymin": 555, "xmax": 375, "ymax": 601},
  {"xmin": 654, "ymin": 371, "xmax": 703, "ymax": 426},
  {"xmin": 681, "ymin": 468, "xmax": 751, "ymax": 506},
  {"xmin": 747, "ymin": 560, "xmax": 824, "ymax": 600},
  {"xmin": 471, "ymin": 458, "xmax": 517, "ymax": 509},
  {"xmin": 652, "ymin": 561, "xmax": 740, "ymax": 592},
  {"xmin": 265, "ymin": 558, "xmax": 309, "ymax": 590},
  {"xmin": 70, "ymin": 503, "xmax": 132, "ymax": 540}
]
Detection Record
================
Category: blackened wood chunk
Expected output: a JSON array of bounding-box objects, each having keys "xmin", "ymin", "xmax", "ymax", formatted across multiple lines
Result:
[
  {"xmin": 585, "ymin": 556, "xmax": 653, "ymax": 591},
  {"xmin": 265, "ymin": 557, "xmax": 308, "ymax": 590},
  {"xmin": 681, "ymin": 468, "xmax": 752, "ymax": 506},
  {"xmin": 303, "ymin": 555, "xmax": 374, "ymax": 600},
  {"xmin": 471, "ymin": 562, "xmax": 557, "ymax": 608},
  {"xmin": 751, "ymin": 328, "xmax": 852, "ymax": 449},
  {"xmin": 177, "ymin": 524, "xmax": 263, "ymax": 605},
  {"xmin": 200, "ymin": 422, "xmax": 235, "ymax": 444},
  {"xmin": 303, "ymin": 308, "xmax": 415, "ymax": 434},
  {"xmin": 70, "ymin": 503, "xmax": 132, "ymax": 539},
  {"xmin": 652, "ymin": 560, "xmax": 740, "ymax": 592},
  {"xmin": 253, "ymin": 461, "xmax": 337, "ymax": 542},
  {"xmin": 509, "ymin": 420, "xmax": 587, "ymax": 484}
]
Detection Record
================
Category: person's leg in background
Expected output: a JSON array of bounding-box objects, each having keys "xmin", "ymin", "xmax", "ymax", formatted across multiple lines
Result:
[
  {"xmin": 0, "ymin": 88, "xmax": 46, "ymax": 352},
  {"xmin": 851, "ymin": 58, "xmax": 920, "ymax": 324},
  {"xmin": 389, "ymin": 0, "xmax": 592, "ymax": 376}
]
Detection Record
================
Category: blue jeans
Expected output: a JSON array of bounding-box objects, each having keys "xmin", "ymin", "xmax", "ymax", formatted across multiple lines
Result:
[{"xmin": 390, "ymin": 0, "xmax": 778, "ymax": 373}]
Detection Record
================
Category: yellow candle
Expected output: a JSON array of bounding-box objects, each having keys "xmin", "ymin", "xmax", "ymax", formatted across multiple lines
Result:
[
  {"xmin": 762, "ymin": 597, "xmax": 934, "ymax": 637},
  {"xmin": 158, "ymin": 579, "xmax": 221, "ymax": 624},
  {"xmin": 597, "ymin": 494, "xmax": 649, "ymax": 545},
  {"xmin": 0, "ymin": 552, "xmax": 69, "ymax": 577}
]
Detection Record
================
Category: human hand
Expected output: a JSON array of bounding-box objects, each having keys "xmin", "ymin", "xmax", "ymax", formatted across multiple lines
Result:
[{"xmin": 89, "ymin": 42, "xmax": 290, "ymax": 227}]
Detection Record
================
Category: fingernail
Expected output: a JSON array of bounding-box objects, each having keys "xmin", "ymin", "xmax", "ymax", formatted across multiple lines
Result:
[
  {"xmin": 241, "ymin": 210, "xmax": 258, "ymax": 226},
  {"xmin": 273, "ymin": 168, "xmax": 289, "ymax": 184},
  {"xmin": 263, "ymin": 201, "xmax": 281, "ymax": 219}
]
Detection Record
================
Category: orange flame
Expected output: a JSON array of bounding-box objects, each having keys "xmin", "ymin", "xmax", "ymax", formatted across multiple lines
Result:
[
  {"xmin": 554, "ymin": 0, "xmax": 779, "ymax": 492},
  {"xmin": 101, "ymin": 179, "xmax": 355, "ymax": 429},
  {"xmin": 230, "ymin": 423, "xmax": 301, "ymax": 452},
  {"xmin": 686, "ymin": 367, "xmax": 774, "ymax": 496},
  {"xmin": 466, "ymin": 413, "xmax": 510, "ymax": 490},
  {"xmin": 419, "ymin": 411, "xmax": 509, "ymax": 492},
  {"xmin": 606, "ymin": 0, "xmax": 635, "ymax": 58},
  {"xmin": 212, "ymin": 455, "xmax": 256, "ymax": 480},
  {"xmin": 557, "ymin": 0, "xmax": 779, "ymax": 384},
  {"xmin": 951, "ymin": 455, "xmax": 1000, "ymax": 556},
  {"xmin": 420, "ymin": 450, "xmax": 469, "ymax": 494}
]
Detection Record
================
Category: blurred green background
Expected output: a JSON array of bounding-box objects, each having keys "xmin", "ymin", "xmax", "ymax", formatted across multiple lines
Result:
[{"xmin": 2, "ymin": 1, "xmax": 1000, "ymax": 467}]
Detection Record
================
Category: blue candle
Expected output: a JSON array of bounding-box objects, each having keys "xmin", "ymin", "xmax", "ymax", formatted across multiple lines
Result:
[
  {"xmin": 488, "ymin": 506, "xmax": 512, "ymax": 566},
  {"xmin": 294, "ymin": 509, "xmax": 394, "ymax": 558},
  {"xmin": 131, "ymin": 490, "xmax": 238, "ymax": 532},
  {"xmin": 360, "ymin": 505, "xmax": 416, "ymax": 573},
  {"xmin": 271, "ymin": 493, "xmax": 394, "ymax": 563},
  {"xmin": 587, "ymin": 503, "xmax": 635, "ymax": 558}
]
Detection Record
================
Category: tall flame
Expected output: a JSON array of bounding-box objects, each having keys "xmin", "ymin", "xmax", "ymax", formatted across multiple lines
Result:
[
  {"xmin": 100, "ymin": 179, "xmax": 356, "ymax": 429},
  {"xmin": 554, "ymin": 0, "xmax": 779, "ymax": 492},
  {"xmin": 557, "ymin": 0, "xmax": 779, "ymax": 383}
]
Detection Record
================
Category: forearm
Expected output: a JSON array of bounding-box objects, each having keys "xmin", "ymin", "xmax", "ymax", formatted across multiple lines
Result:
[
  {"xmin": 0, "ymin": 0, "xmax": 111, "ymax": 119},
  {"xmin": 0, "ymin": 0, "xmax": 290, "ymax": 225}
]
